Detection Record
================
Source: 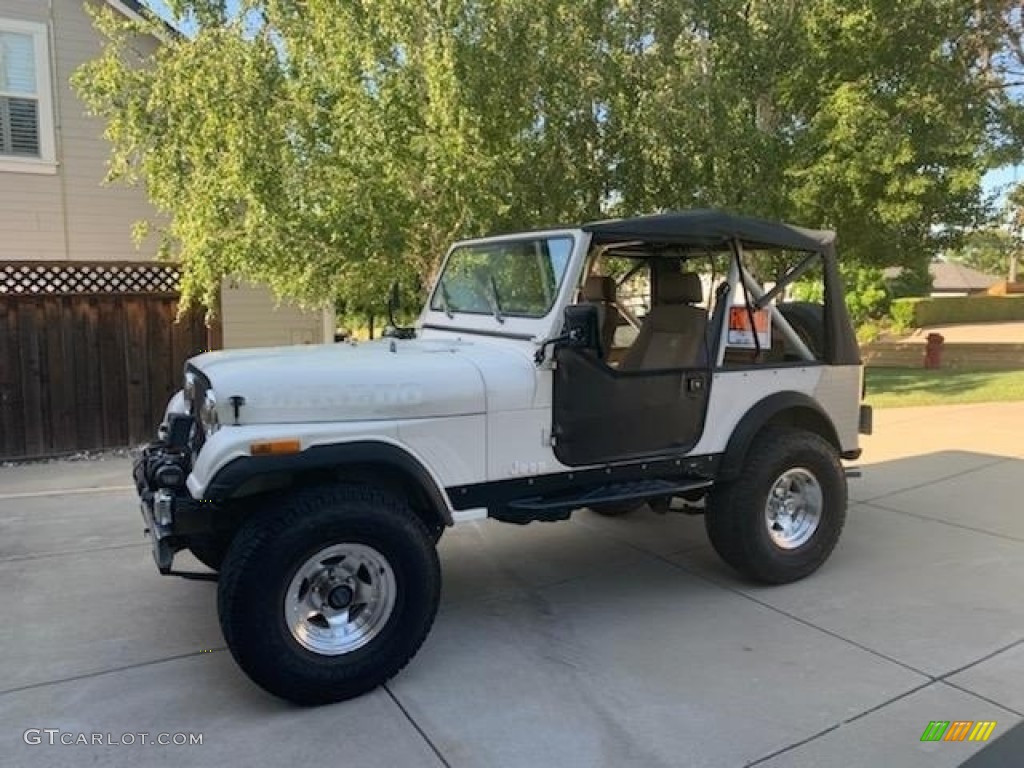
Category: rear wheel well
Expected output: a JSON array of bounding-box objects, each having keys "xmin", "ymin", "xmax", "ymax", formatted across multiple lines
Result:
[
  {"xmin": 719, "ymin": 397, "xmax": 841, "ymax": 482},
  {"xmin": 764, "ymin": 407, "xmax": 840, "ymax": 452}
]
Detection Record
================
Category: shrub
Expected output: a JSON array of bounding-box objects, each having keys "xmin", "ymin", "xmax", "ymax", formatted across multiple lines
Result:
[
  {"xmin": 899, "ymin": 295, "xmax": 1024, "ymax": 326},
  {"xmin": 792, "ymin": 265, "xmax": 890, "ymax": 328},
  {"xmin": 846, "ymin": 270, "xmax": 890, "ymax": 325},
  {"xmin": 856, "ymin": 321, "xmax": 882, "ymax": 344},
  {"xmin": 841, "ymin": 266, "xmax": 891, "ymax": 326},
  {"xmin": 890, "ymin": 298, "xmax": 922, "ymax": 331}
]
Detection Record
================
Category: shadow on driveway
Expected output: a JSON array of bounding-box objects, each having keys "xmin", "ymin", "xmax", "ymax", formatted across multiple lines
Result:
[{"xmin": 958, "ymin": 721, "xmax": 1024, "ymax": 768}]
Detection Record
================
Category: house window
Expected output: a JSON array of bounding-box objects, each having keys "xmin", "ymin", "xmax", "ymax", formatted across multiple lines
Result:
[{"xmin": 0, "ymin": 19, "xmax": 55, "ymax": 173}]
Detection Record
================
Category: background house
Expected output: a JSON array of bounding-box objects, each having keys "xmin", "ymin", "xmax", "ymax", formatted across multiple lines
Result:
[
  {"xmin": 0, "ymin": 0, "xmax": 333, "ymax": 459},
  {"xmin": 883, "ymin": 258, "xmax": 1000, "ymax": 298},
  {"xmin": 925, "ymin": 260, "xmax": 1000, "ymax": 297}
]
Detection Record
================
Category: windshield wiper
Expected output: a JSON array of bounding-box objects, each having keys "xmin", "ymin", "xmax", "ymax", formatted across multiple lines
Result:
[
  {"xmin": 438, "ymin": 281, "xmax": 455, "ymax": 319},
  {"xmin": 487, "ymin": 275, "xmax": 505, "ymax": 324}
]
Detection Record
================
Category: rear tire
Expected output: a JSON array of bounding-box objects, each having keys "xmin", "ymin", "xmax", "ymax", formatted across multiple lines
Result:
[
  {"xmin": 217, "ymin": 484, "xmax": 440, "ymax": 705},
  {"xmin": 705, "ymin": 427, "xmax": 846, "ymax": 584}
]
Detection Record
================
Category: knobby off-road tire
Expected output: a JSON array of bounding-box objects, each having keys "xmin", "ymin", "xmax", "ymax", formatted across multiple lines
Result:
[
  {"xmin": 217, "ymin": 483, "xmax": 441, "ymax": 706},
  {"xmin": 705, "ymin": 427, "xmax": 846, "ymax": 584},
  {"xmin": 187, "ymin": 534, "xmax": 232, "ymax": 571}
]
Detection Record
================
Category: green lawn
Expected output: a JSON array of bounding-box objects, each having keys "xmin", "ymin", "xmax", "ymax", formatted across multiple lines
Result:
[{"xmin": 865, "ymin": 368, "xmax": 1024, "ymax": 408}]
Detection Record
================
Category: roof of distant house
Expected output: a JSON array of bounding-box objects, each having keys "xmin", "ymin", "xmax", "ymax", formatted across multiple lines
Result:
[
  {"xmin": 883, "ymin": 260, "xmax": 1000, "ymax": 292},
  {"xmin": 105, "ymin": 0, "xmax": 147, "ymax": 20},
  {"xmin": 930, "ymin": 261, "xmax": 1000, "ymax": 292},
  {"xmin": 104, "ymin": 0, "xmax": 179, "ymax": 38}
]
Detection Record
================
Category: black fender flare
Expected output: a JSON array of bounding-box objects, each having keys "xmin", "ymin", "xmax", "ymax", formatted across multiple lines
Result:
[
  {"xmin": 718, "ymin": 392, "xmax": 841, "ymax": 481},
  {"xmin": 203, "ymin": 441, "xmax": 453, "ymax": 526}
]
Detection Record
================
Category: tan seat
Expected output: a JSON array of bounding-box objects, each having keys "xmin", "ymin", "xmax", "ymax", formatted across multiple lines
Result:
[
  {"xmin": 619, "ymin": 272, "xmax": 707, "ymax": 370},
  {"xmin": 581, "ymin": 275, "xmax": 623, "ymax": 357}
]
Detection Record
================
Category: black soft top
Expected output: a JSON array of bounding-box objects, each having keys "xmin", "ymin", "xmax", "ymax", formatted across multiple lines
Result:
[{"xmin": 582, "ymin": 209, "xmax": 835, "ymax": 253}]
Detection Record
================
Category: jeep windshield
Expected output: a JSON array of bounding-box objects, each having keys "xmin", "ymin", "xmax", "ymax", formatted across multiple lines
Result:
[{"xmin": 430, "ymin": 236, "xmax": 574, "ymax": 319}]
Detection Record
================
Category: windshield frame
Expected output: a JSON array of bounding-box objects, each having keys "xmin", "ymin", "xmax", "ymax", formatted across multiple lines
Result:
[{"xmin": 426, "ymin": 232, "xmax": 578, "ymax": 322}]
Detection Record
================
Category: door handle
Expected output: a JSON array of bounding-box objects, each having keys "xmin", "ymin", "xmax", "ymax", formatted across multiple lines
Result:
[{"xmin": 685, "ymin": 375, "xmax": 706, "ymax": 396}]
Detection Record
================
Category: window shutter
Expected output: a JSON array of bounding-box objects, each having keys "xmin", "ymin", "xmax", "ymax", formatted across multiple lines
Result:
[{"xmin": 1, "ymin": 97, "xmax": 39, "ymax": 155}]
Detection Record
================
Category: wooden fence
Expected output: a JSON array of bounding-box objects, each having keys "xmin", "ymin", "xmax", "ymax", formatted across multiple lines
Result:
[{"xmin": 0, "ymin": 262, "xmax": 211, "ymax": 460}]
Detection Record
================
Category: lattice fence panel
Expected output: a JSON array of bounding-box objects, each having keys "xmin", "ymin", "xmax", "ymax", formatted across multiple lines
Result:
[{"xmin": 0, "ymin": 262, "xmax": 181, "ymax": 295}]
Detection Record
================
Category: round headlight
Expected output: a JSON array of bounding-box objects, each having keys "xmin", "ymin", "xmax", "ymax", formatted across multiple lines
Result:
[{"xmin": 200, "ymin": 390, "xmax": 220, "ymax": 434}]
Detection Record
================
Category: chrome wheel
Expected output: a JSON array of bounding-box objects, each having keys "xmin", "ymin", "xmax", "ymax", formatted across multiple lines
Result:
[
  {"xmin": 764, "ymin": 467, "xmax": 822, "ymax": 550},
  {"xmin": 285, "ymin": 543, "xmax": 397, "ymax": 655}
]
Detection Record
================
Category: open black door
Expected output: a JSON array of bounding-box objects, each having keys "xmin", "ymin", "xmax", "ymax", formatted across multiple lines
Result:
[{"xmin": 551, "ymin": 347, "xmax": 710, "ymax": 467}]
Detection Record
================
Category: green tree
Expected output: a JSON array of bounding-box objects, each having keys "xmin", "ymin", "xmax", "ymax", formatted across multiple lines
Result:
[
  {"xmin": 946, "ymin": 182, "xmax": 1024, "ymax": 282},
  {"xmin": 1006, "ymin": 182, "xmax": 1024, "ymax": 282},
  {"xmin": 945, "ymin": 228, "xmax": 1013, "ymax": 278},
  {"xmin": 608, "ymin": 1, "xmax": 1024, "ymax": 270},
  {"xmin": 792, "ymin": 264, "xmax": 891, "ymax": 324},
  {"xmin": 888, "ymin": 261, "xmax": 933, "ymax": 299},
  {"xmin": 74, "ymin": 1, "xmax": 1024, "ymax": 316}
]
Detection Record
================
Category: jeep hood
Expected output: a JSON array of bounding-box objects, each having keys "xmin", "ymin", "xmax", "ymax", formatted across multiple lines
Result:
[{"xmin": 189, "ymin": 338, "xmax": 535, "ymax": 424}]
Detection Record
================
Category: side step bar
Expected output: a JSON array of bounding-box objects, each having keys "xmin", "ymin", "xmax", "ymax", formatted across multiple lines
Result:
[{"xmin": 491, "ymin": 478, "xmax": 714, "ymax": 525}]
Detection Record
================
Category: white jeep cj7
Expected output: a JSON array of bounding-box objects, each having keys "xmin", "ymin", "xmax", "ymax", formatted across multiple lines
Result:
[{"xmin": 133, "ymin": 210, "xmax": 872, "ymax": 705}]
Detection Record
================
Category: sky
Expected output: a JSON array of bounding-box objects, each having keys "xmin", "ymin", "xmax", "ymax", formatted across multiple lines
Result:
[
  {"xmin": 140, "ymin": 0, "xmax": 175, "ymax": 23},
  {"xmin": 983, "ymin": 165, "xmax": 1022, "ymax": 204},
  {"xmin": 142, "ymin": 0, "xmax": 197, "ymax": 34}
]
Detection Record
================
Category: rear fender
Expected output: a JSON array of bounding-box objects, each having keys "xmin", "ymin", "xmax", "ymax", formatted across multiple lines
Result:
[{"xmin": 719, "ymin": 392, "xmax": 840, "ymax": 481}]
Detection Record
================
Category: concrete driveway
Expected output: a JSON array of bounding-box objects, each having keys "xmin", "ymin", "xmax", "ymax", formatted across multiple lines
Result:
[{"xmin": 2, "ymin": 403, "xmax": 1023, "ymax": 767}]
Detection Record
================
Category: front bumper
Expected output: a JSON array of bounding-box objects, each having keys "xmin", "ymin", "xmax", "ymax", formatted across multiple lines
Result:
[
  {"xmin": 133, "ymin": 435, "xmax": 224, "ymax": 575},
  {"xmin": 137, "ymin": 488, "xmax": 175, "ymax": 574}
]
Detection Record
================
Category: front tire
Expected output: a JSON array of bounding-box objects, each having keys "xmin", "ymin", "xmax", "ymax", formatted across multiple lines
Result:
[
  {"xmin": 217, "ymin": 484, "xmax": 440, "ymax": 705},
  {"xmin": 705, "ymin": 427, "xmax": 846, "ymax": 584},
  {"xmin": 187, "ymin": 533, "xmax": 232, "ymax": 571}
]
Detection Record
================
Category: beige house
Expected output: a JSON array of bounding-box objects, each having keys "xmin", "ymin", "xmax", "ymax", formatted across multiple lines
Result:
[
  {"xmin": 0, "ymin": 0, "xmax": 332, "ymax": 348},
  {"xmin": 883, "ymin": 259, "xmax": 1000, "ymax": 298}
]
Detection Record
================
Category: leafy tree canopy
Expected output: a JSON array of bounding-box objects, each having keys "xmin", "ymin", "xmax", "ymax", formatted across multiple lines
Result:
[
  {"xmin": 944, "ymin": 180, "xmax": 1024, "ymax": 280},
  {"xmin": 944, "ymin": 227, "xmax": 1013, "ymax": 277},
  {"xmin": 74, "ymin": 0, "xmax": 1024, "ymax": 316}
]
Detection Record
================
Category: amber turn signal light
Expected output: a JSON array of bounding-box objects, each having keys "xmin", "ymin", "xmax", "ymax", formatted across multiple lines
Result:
[{"xmin": 250, "ymin": 439, "xmax": 302, "ymax": 456}]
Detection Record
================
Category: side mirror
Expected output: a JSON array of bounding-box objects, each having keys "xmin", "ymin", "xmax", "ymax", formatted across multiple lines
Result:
[
  {"xmin": 383, "ymin": 280, "xmax": 416, "ymax": 340},
  {"xmin": 562, "ymin": 304, "xmax": 601, "ymax": 353},
  {"xmin": 534, "ymin": 304, "xmax": 602, "ymax": 365}
]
